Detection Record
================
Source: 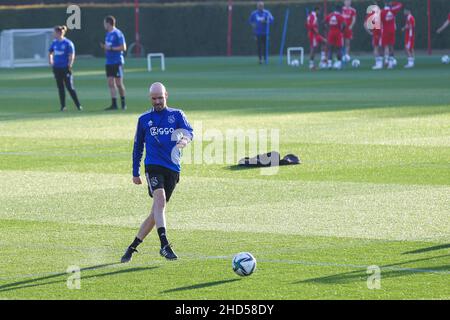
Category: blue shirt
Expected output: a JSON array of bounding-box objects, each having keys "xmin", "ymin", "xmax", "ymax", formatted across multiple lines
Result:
[
  {"xmin": 105, "ymin": 28, "xmax": 126, "ymax": 65},
  {"xmin": 48, "ymin": 38, "xmax": 74, "ymax": 68},
  {"xmin": 133, "ymin": 107, "xmax": 194, "ymax": 176},
  {"xmin": 249, "ymin": 9, "xmax": 274, "ymax": 35}
]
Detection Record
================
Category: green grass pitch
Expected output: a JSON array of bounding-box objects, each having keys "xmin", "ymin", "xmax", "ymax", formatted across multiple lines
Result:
[{"xmin": 0, "ymin": 55, "xmax": 449, "ymax": 299}]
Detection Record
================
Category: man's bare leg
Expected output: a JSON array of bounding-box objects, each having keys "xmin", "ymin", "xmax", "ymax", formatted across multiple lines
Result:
[
  {"xmin": 152, "ymin": 189, "xmax": 178, "ymax": 260},
  {"xmin": 309, "ymin": 46, "xmax": 317, "ymax": 70},
  {"xmin": 345, "ymin": 39, "xmax": 351, "ymax": 57},
  {"xmin": 120, "ymin": 209, "xmax": 154, "ymax": 263},
  {"xmin": 115, "ymin": 77, "xmax": 127, "ymax": 110},
  {"xmin": 105, "ymin": 77, "xmax": 118, "ymax": 110},
  {"xmin": 120, "ymin": 190, "xmax": 169, "ymax": 263},
  {"xmin": 136, "ymin": 209, "xmax": 156, "ymax": 241}
]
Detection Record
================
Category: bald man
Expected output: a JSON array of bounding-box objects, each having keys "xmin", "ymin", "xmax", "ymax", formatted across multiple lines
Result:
[{"xmin": 121, "ymin": 82, "xmax": 194, "ymax": 262}]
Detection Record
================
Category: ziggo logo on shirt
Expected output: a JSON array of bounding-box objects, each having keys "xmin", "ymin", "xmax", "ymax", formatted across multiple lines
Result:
[{"xmin": 150, "ymin": 127, "xmax": 175, "ymax": 136}]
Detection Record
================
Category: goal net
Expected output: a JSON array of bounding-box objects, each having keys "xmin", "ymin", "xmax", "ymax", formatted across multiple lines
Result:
[{"xmin": 0, "ymin": 28, "xmax": 54, "ymax": 68}]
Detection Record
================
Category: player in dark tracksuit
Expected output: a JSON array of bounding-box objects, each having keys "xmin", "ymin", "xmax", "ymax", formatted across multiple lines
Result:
[
  {"xmin": 121, "ymin": 82, "xmax": 194, "ymax": 262},
  {"xmin": 249, "ymin": 2, "xmax": 274, "ymax": 64},
  {"xmin": 48, "ymin": 25, "xmax": 82, "ymax": 112}
]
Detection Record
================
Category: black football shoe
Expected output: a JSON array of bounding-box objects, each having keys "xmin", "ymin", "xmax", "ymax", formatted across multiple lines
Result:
[
  {"xmin": 121, "ymin": 246, "xmax": 138, "ymax": 263},
  {"xmin": 160, "ymin": 244, "xmax": 178, "ymax": 260}
]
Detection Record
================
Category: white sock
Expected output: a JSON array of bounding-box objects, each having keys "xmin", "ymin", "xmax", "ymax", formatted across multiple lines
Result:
[{"xmin": 388, "ymin": 56, "xmax": 395, "ymax": 67}]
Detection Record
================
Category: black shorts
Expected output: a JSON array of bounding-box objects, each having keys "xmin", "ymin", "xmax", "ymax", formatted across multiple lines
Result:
[
  {"xmin": 145, "ymin": 165, "xmax": 180, "ymax": 202},
  {"xmin": 105, "ymin": 64, "xmax": 123, "ymax": 78},
  {"xmin": 53, "ymin": 66, "xmax": 71, "ymax": 78}
]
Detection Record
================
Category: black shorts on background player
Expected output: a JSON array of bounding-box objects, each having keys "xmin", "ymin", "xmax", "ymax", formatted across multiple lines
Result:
[
  {"xmin": 105, "ymin": 63, "xmax": 123, "ymax": 78},
  {"xmin": 145, "ymin": 165, "xmax": 180, "ymax": 202}
]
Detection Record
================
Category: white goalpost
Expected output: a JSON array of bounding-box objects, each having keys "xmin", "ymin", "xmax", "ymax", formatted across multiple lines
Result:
[
  {"xmin": 147, "ymin": 53, "xmax": 165, "ymax": 72},
  {"xmin": 287, "ymin": 47, "xmax": 304, "ymax": 66},
  {"xmin": 0, "ymin": 28, "xmax": 54, "ymax": 68}
]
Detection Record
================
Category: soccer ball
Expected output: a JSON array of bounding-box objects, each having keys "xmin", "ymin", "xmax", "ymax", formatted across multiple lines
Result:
[
  {"xmin": 333, "ymin": 60, "xmax": 342, "ymax": 70},
  {"xmin": 290, "ymin": 59, "xmax": 300, "ymax": 67},
  {"xmin": 319, "ymin": 61, "xmax": 328, "ymax": 69},
  {"xmin": 441, "ymin": 55, "xmax": 450, "ymax": 64},
  {"xmin": 342, "ymin": 54, "xmax": 351, "ymax": 63},
  {"xmin": 351, "ymin": 59, "xmax": 361, "ymax": 68},
  {"xmin": 232, "ymin": 252, "xmax": 256, "ymax": 277}
]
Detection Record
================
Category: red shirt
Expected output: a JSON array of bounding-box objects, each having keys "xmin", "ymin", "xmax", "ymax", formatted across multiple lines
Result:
[
  {"xmin": 342, "ymin": 6, "xmax": 357, "ymax": 29},
  {"xmin": 306, "ymin": 12, "xmax": 319, "ymax": 34},
  {"xmin": 381, "ymin": 2, "xmax": 403, "ymax": 33},
  {"xmin": 404, "ymin": 14, "xmax": 415, "ymax": 38},
  {"xmin": 325, "ymin": 11, "xmax": 345, "ymax": 32}
]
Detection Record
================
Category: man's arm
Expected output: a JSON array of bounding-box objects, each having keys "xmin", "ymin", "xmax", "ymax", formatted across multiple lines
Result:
[
  {"xmin": 48, "ymin": 52, "xmax": 54, "ymax": 66},
  {"xmin": 437, "ymin": 20, "xmax": 449, "ymax": 34},
  {"xmin": 132, "ymin": 119, "xmax": 145, "ymax": 182},
  {"xmin": 103, "ymin": 44, "xmax": 126, "ymax": 52},
  {"xmin": 350, "ymin": 11, "xmax": 356, "ymax": 30},
  {"xmin": 364, "ymin": 16, "xmax": 373, "ymax": 35},
  {"xmin": 340, "ymin": 16, "xmax": 347, "ymax": 33},
  {"xmin": 101, "ymin": 33, "xmax": 126, "ymax": 52},
  {"xmin": 68, "ymin": 54, "xmax": 75, "ymax": 70},
  {"xmin": 248, "ymin": 11, "xmax": 256, "ymax": 28},
  {"xmin": 176, "ymin": 111, "xmax": 194, "ymax": 149},
  {"xmin": 48, "ymin": 43, "xmax": 54, "ymax": 65},
  {"xmin": 68, "ymin": 42, "xmax": 75, "ymax": 70},
  {"xmin": 313, "ymin": 25, "xmax": 320, "ymax": 36},
  {"xmin": 391, "ymin": 1, "xmax": 403, "ymax": 14},
  {"xmin": 267, "ymin": 11, "xmax": 274, "ymax": 24},
  {"xmin": 323, "ymin": 14, "xmax": 329, "ymax": 28}
]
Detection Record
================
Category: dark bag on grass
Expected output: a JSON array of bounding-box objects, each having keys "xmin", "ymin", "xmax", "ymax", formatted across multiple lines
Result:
[
  {"xmin": 238, "ymin": 151, "xmax": 300, "ymax": 167},
  {"xmin": 279, "ymin": 154, "xmax": 301, "ymax": 165}
]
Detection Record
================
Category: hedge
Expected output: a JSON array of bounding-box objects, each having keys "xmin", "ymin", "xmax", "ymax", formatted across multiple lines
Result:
[{"xmin": 0, "ymin": 0, "xmax": 448, "ymax": 57}]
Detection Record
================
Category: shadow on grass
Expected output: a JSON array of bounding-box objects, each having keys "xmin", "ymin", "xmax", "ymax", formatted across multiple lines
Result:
[
  {"xmin": 403, "ymin": 244, "xmax": 450, "ymax": 255},
  {"xmin": 0, "ymin": 262, "xmax": 158, "ymax": 293},
  {"xmin": 293, "ymin": 254, "xmax": 450, "ymax": 285},
  {"xmin": 227, "ymin": 165, "xmax": 261, "ymax": 171},
  {"xmin": 160, "ymin": 279, "xmax": 241, "ymax": 294}
]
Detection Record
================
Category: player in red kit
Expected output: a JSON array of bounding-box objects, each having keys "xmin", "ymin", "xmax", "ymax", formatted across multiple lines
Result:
[
  {"xmin": 380, "ymin": 0, "xmax": 403, "ymax": 69},
  {"xmin": 324, "ymin": 5, "xmax": 346, "ymax": 70},
  {"xmin": 306, "ymin": 7, "xmax": 327, "ymax": 70},
  {"xmin": 364, "ymin": 1, "xmax": 383, "ymax": 70},
  {"xmin": 402, "ymin": 8, "xmax": 415, "ymax": 68},
  {"xmin": 436, "ymin": 13, "xmax": 450, "ymax": 34},
  {"xmin": 341, "ymin": 0, "xmax": 357, "ymax": 63}
]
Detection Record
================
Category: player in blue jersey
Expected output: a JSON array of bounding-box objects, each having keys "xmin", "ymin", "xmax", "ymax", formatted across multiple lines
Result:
[
  {"xmin": 121, "ymin": 82, "xmax": 194, "ymax": 262},
  {"xmin": 100, "ymin": 16, "xmax": 127, "ymax": 111},
  {"xmin": 248, "ymin": 1, "xmax": 274, "ymax": 64},
  {"xmin": 48, "ymin": 25, "xmax": 82, "ymax": 112}
]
